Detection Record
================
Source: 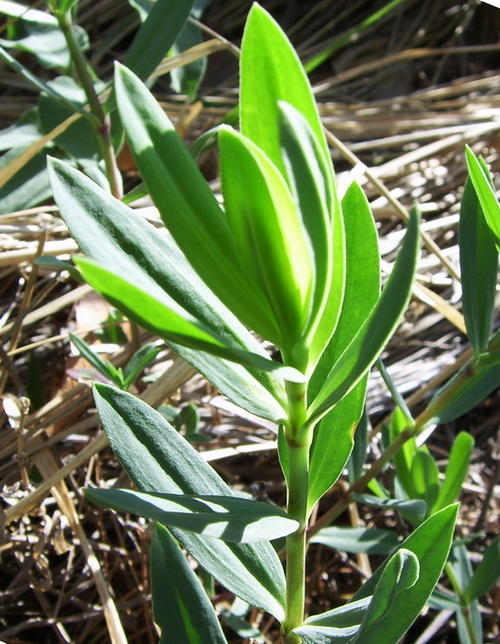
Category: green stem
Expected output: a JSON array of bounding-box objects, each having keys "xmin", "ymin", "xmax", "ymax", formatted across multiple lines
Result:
[
  {"xmin": 56, "ymin": 10, "xmax": 122, "ymax": 199},
  {"xmin": 281, "ymin": 380, "xmax": 311, "ymax": 640},
  {"xmin": 445, "ymin": 562, "xmax": 479, "ymax": 644}
]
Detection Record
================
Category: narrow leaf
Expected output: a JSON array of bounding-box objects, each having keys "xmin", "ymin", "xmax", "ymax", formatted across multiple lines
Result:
[
  {"xmin": 69, "ymin": 333, "xmax": 122, "ymax": 386},
  {"xmin": 151, "ymin": 524, "xmax": 227, "ymax": 644},
  {"xmin": 459, "ymin": 174, "xmax": 498, "ymax": 354},
  {"xmin": 86, "ymin": 488, "xmax": 299, "ymax": 543},
  {"xmin": 219, "ymin": 125, "xmax": 314, "ymax": 349},
  {"xmin": 309, "ymin": 209, "xmax": 419, "ymax": 423},
  {"xmin": 465, "ymin": 145, "xmax": 500, "ymax": 248},
  {"xmin": 307, "ymin": 182, "xmax": 379, "ymax": 510},
  {"xmin": 310, "ymin": 526, "xmax": 400, "ymax": 555},
  {"xmin": 48, "ymin": 156, "xmax": 286, "ymax": 421},
  {"xmin": 123, "ymin": 0, "xmax": 195, "ymax": 81},
  {"xmin": 465, "ymin": 537, "xmax": 500, "ymax": 602},
  {"xmin": 305, "ymin": 597, "xmax": 371, "ymax": 628},
  {"xmin": 113, "ymin": 63, "xmax": 280, "ymax": 344},
  {"xmin": 240, "ymin": 3, "xmax": 330, "ymax": 177},
  {"xmin": 351, "ymin": 505, "xmax": 459, "ymax": 642},
  {"xmin": 432, "ymin": 432, "xmax": 474, "ymax": 513},
  {"xmin": 410, "ymin": 449, "xmax": 440, "ymax": 511},
  {"xmin": 93, "ymin": 384, "xmax": 286, "ymax": 619},
  {"xmin": 291, "ymin": 624, "xmax": 359, "ymax": 643}
]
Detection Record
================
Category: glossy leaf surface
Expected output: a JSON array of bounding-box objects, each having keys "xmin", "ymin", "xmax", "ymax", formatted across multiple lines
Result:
[
  {"xmin": 309, "ymin": 210, "xmax": 419, "ymax": 423},
  {"xmin": 151, "ymin": 524, "xmax": 227, "ymax": 644},
  {"xmin": 86, "ymin": 488, "xmax": 299, "ymax": 543},
  {"xmin": 93, "ymin": 384, "xmax": 286, "ymax": 619}
]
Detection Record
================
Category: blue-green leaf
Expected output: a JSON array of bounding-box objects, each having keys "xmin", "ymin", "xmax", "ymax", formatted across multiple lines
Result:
[
  {"xmin": 464, "ymin": 537, "xmax": 500, "ymax": 602},
  {"xmin": 151, "ymin": 524, "xmax": 227, "ymax": 643},
  {"xmin": 86, "ymin": 488, "xmax": 299, "ymax": 543},
  {"xmin": 310, "ymin": 526, "xmax": 400, "ymax": 555},
  {"xmin": 432, "ymin": 432, "xmax": 474, "ymax": 514},
  {"xmin": 93, "ymin": 384, "xmax": 286, "ymax": 619}
]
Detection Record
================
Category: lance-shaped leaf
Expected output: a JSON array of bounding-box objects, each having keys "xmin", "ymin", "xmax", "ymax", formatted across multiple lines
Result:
[
  {"xmin": 305, "ymin": 597, "xmax": 371, "ymax": 629},
  {"xmin": 307, "ymin": 182, "xmax": 380, "ymax": 510},
  {"xmin": 431, "ymin": 432, "xmax": 474, "ymax": 514},
  {"xmin": 240, "ymin": 3, "xmax": 330, "ymax": 178},
  {"xmin": 465, "ymin": 537, "xmax": 500, "ymax": 602},
  {"xmin": 410, "ymin": 449, "xmax": 440, "ymax": 513},
  {"xmin": 113, "ymin": 62, "xmax": 280, "ymax": 344},
  {"xmin": 93, "ymin": 384, "xmax": 286, "ymax": 619},
  {"xmin": 86, "ymin": 488, "xmax": 299, "ymax": 543},
  {"xmin": 465, "ymin": 145, "xmax": 500, "ymax": 249},
  {"xmin": 459, "ymin": 174, "xmax": 498, "ymax": 354},
  {"xmin": 48, "ymin": 157, "xmax": 286, "ymax": 421},
  {"xmin": 290, "ymin": 624, "xmax": 359, "ymax": 643},
  {"xmin": 219, "ymin": 126, "xmax": 314, "ymax": 349},
  {"xmin": 308, "ymin": 210, "xmax": 420, "ymax": 423},
  {"xmin": 151, "ymin": 524, "xmax": 227, "ymax": 644},
  {"xmin": 69, "ymin": 332, "xmax": 123, "ymax": 387},
  {"xmin": 310, "ymin": 526, "xmax": 400, "ymax": 555},
  {"xmin": 351, "ymin": 504, "xmax": 458, "ymax": 641},
  {"xmin": 278, "ymin": 101, "xmax": 339, "ymax": 347},
  {"xmin": 123, "ymin": 0, "xmax": 195, "ymax": 81},
  {"xmin": 122, "ymin": 342, "xmax": 161, "ymax": 389},
  {"xmin": 351, "ymin": 549, "xmax": 419, "ymax": 642}
]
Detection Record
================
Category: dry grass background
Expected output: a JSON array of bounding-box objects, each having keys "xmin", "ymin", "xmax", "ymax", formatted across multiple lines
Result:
[{"xmin": 0, "ymin": 0, "xmax": 499, "ymax": 642}]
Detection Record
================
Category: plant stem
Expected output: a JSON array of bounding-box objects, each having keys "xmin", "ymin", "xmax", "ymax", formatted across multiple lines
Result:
[
  {"xmin": 445, "ymin": 562, "xmax": 479, "ymax": 644},
  {"xmin": 56, "ymin": 10, "xmax": 122, "ymax": 199},
  {"xmin": 282, "ymin": 380, "xmax": 311, "ymax": 640}
]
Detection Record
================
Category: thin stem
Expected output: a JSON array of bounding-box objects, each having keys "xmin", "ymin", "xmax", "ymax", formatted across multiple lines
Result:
[
  {"xmin": 281, "ymin": 380, "xmax": 311, "ymax": 640},
  {"xmin": 445, "ymin": 562, "xmax": 479, "ymax": 644},
  {"xmin": 56, "ymin": 10, "xmax": 122, "ymax": 198}
]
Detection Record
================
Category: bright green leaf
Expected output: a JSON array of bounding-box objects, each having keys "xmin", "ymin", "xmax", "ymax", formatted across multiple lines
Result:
[
  {"xmin": 93, "ymin": 384, "xmax": 286, "ymax": 619},
  {"xmin": 219, "ymin": 125, "xmax": 314, "ymax": 351},
  {"xmin": 309, "ymin": 209, "xmax": 419, "ymax": 423},
  {"xmin": 410, "ymin": 449, "xmax": 440, "ymax": 512},
  {"xmin": 69, "ymin": 333, "xmax": 123, "ymax": 387},
  {"xmin": 432, "ymin": 432, "xmax": 474, "ymax": 513},
  {"xmin": 86, "ymin": 488, "xmax": 299, "ymax": 543},
  {"xmin": 151, "ymin": 524, "xmax": 227, "ymax": 644},
  {"xmin": 465, "ymin": 145, "xmax": 500, "ymax": 249}
]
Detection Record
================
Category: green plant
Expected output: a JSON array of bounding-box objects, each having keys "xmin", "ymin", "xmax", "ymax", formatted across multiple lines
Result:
[{"xmin": 46, "ymin": 4, "xmax": 499, "ymax": 642}]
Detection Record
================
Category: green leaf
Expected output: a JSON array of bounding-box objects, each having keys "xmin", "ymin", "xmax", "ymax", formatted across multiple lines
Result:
[
  {"xmin": 350, "ymin": 505, "xmax": 458, "ymax": 642},
  {"xmin": 347, "ymin": 409, "xmax": 368, "ymax": 483},
  {"xmin": 123, "ymin": 342, "xmax": 161, "ymax": 389},
  {"xmin": 48, "ymin": 156, "xmax": 286, "ymax": 421},
  {"xmin": 465, "ymin": 145, "xmax": 500, "ymax": 249},
  {"xmin": 465, "ymin": 537, "xmax": 500, "ymax": 602},
  {"xmin": 305, "ymin": 597, "xmax": 371, "ymax": 628},
  {"xmin": 291, "ymin": 624, "xmax": 359, "ymax": 643},
  {"xmin": 151, "ymin": 524, "xmax": 227, "ymax": 644},
  {"xmin": 459, "ymin": 174, "xmax": 498, "ymax": 354},
  {"xmin": 410, "ymin": 449, "xmax": 440, "ymax": 512},
  {"xmin": 387, "ymin": 405, "xmax": 417, "ymax": 499},
  {"xmin": 93, "ymin": 384, "xmax": 286, "ymax": 619},
  {"xmin": 432, "ymin": 432, "xmax": 474, "ymax": 514},
  {"xmin": 170, "ymin": 18, "xmax": 206, "ymax": 97},
  {"xmin": 352, "ymin": 549, "xmax": 419, "ymax": 642},
  {"xmin": 427, "ymin": 354, "xmax": 500, "ymax": 425},
  {"xmin": 113, "ymin": 62, "xmax": 280, "ymax": 344},
  {"xmin": 86, "ymin": 488, "xmax": 299, "ymax": 543},
  {"xmin": 69, "ymin": 333, "xmax": 123, "ymax": 387},
  {"xmin": 309, "ymin": 209, "xmax": 419, "ymax": 423},
  {"xmin": 219, "ymin": 125, "xmax": 314, "ymax": 350},
  {"xmin": 0, "ymin": 144, "xmax": 51, "ymax": 213},
  {"xmin": 240, "ymin": 3, "xmax": 330, "ymax": 178},
  {"xmin": 450, "ymin": 544, "xmax": 483, "ymax": 644},
  {"xmin": 307, "ymin": 182, "xmax": 380, "ymax": 509},
  {"xmin": 354, "ymin": 493, "xmax": 426, "ymax": 522},
  {"xmin": 123, "ymin": 0, "xmax": 195, "ymax": 81},
  {"xmin": 310, "ymin": 526, "xmax": 400, "ymax": 555}
]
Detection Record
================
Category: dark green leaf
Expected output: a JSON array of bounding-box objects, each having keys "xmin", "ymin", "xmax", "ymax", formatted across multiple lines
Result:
[
  {"xmin": 348, "ymin": 408, "xmax": 369, "ymax": 483},
  {"xmin": 351, "ymin": 505, "xmax": 458, "ymax": 642},
  {"xmin": 0, "ymin": 145, "xmax": 50, "ymax": 213},
  {"xmin": 352, "ymin": 549, "xmax": 419, "ymax": 642},
  {"xmin": 309, "ymin": 209, "xmax": 419, "ymax": 424},
  {"xmin": 432, "ymin": 432, "xmax": 474, "ymax": 513},
  {"xmin": 94, "ymin": 384, "xmax": 286, "ymax": 619},
  {"xmin": 459, "ymin": 174, "xmax": 498, "ymax": 354},
  {"xmin": 170, "ymin": 19, "xmax": 206, "ymax": 97},
  {"xmin": 69, "ymin": 333, "xmax": 123, "ymax": 387},
  {"xmin": 310, "ymin": 526, "xmax": 400, "ymax": 555},
  {"xmin": 123, "ymin": 342, "xmax": 161, "ymax": 388},
  {"xmin": 151, "ymin": 524, "xmax": 227, "ymax": 644},
  {"xmin": 123, "ymin": 0, "xmax": 195, "ymax": 81},
  {"xmin": 465, "ymin": 145, "xmax": 500, "ymax": 248},
  {"xmin": 354, "ymin": 494, "xmax": 427, "ymax": 522},
  {"xmin": 465, "ymin": 537, "xmax": 500, "ymax": 602},
  {"xmin": 86, "ymin": 488, "xmax": 299, "ymax": 543}
]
